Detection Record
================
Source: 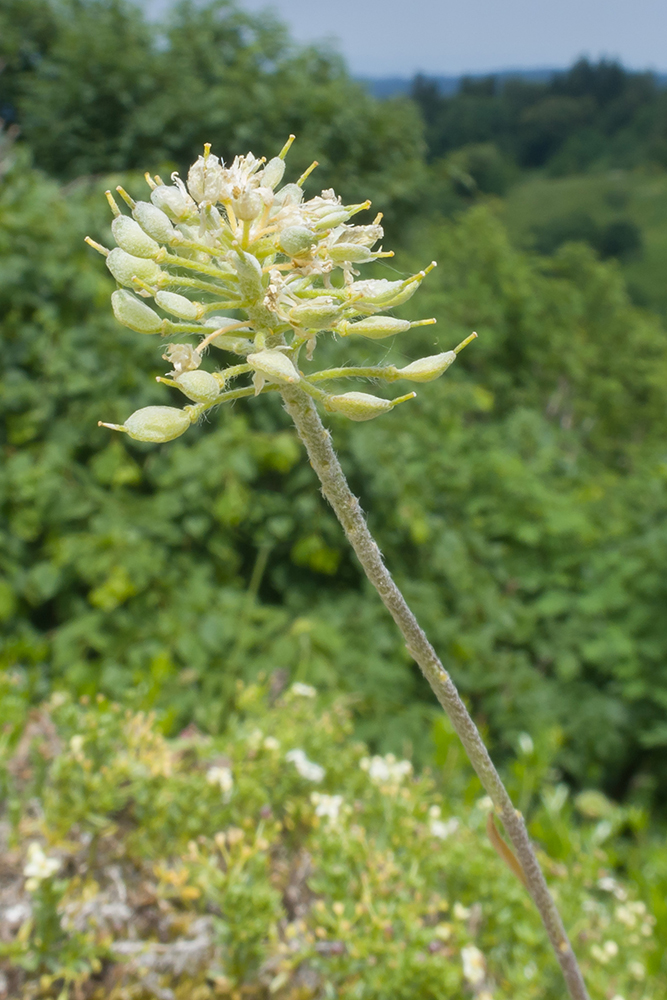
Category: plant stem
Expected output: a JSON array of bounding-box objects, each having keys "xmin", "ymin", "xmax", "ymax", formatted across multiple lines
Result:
[{"xmin": 280, "ymin": 384, "xmax": 590, "ymax": 1000}]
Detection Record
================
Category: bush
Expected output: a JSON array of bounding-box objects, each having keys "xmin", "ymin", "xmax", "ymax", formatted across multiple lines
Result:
[{"xmin": 0, "ymin": 677, "xmax": 662, "ymax": 998}]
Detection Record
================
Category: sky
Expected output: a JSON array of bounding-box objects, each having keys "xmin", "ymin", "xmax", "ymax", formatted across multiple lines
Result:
[{"xmin": 218, "ymin": 0, "xmax": 667, "ymax": 78}]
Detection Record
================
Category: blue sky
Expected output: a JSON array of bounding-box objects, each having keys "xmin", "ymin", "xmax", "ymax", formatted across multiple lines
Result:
[{"xmin": 208, "ymin": 0, "xmax": 667, "ymax": 77}]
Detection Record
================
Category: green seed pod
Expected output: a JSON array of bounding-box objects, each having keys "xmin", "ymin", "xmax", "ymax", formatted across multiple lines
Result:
[
  {"xmin": 329, "ymin": 243, "xmax": 373, "ymax": 264},
  {"xmin": 111, "ymin": 289, "xmax": 163, "ymax": 334},
  {"xmin": 174, "ymin": 370, "xmax": 221, "ymax": 404},
  {"xmin": 279, "ymin": 226, "xmax": 316, "ymax": 258},
  {"xmin": 232, "ymin": 251, "xmax": 264, "ymax": 301},
  {"xmin": 313, "ymin": 209, "xmax": 350, "ymax": 231},
  {"xmin": 106, "ymin": 248, "xmax": 163, "ymax": 288},
  {"xmin": 338, "ymin": 317, "xmax": 411, "ymax": 339},
  {"xmin": 155, "ymin": 290, "xmax": 202, "ymax": 321},
  {"xmin": 247, "ymin": 350, "xmax": 300, "ymax": 384},
  {"xmin": 112, "ymin": 216, "xmax": 161, "ymax": 258},
  {"xmin": 151, "ymin": 184, "xmax": 195, "ymax": 222},
  {"xmin": 288, "ymin": 302, "xmax": 342, "ymax": 330},
  {"xmin": 132, "ymin": 201, "xmax": 175, "ymax": 243},
  {"xmin": 125, "ymin": 406, "xmax": 192, "ymax": 442},
  {"xmin": 325, "ymin": 391, "xmax": 394, "ymax": 421},
  {"xmin": 349, "ymin": 278, "xmax": 403, "ymax": 306},
  {"xmin": 262, "ymin": 156, "xmax": 286, "ymax": 189},
  {"xmin": 382, "ymin": 279, "xmax": 420, "ymax": 308},
  {"xmin": 397, "ymin": 351, "xmax": 456, "ymax": 382}
]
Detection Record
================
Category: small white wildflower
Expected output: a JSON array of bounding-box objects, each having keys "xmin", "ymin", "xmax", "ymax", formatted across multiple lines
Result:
[
  {"xmin": 629, "ymin": 900, "xmax": 647, "ymax": 915},
  {"xmin": 598, "ymin": 876, "xmax": 627, "ymax": 900},
  {"xmin": 263, "ymin": 736, "xmax": 280, "ymax": 751},
  {"xmin": 590, "ymin": 944, "xmax": 609, "ymax": 964},
  {"xmin": 518, "ymin": 732, "xmax": 534, "ymax": 754},
  {"xmin": 615, "ymin": 904, "xmax": 636, "ymax": 928},
  {"xmin": 247, "ymin": 728, "xmax": 264, "ymax": 749},
  {"xmin": 69, "ymin": 734, "xmax": 84, "ymax": 754},
  {"xmin": 290, "ymin": 682, "xmax": 317, "ymax": 698},
  {"xmin": 603, "ymin": 940, "xmax": 619, "ymax": 957},
  {"xmin": 524, "ymin": 962, "xmax": 537, "ymax": 979},
  {"xmin": 628, "ymin": 961, "xmax": 645, "ymax": 980},
  {"xmin": 476, "ymin": 795, "xmax": 494, "ymax": 813},
  {"xmin": 286, "ymin": 749, "xmax": 325, "ymax": 782},
  {"xmin": 461, "ymin": 944, "xmax": 485, "ymax": 985},
  {"xmin": 363, "ymin": 753, "xmax": 412, "ymax": 787},
  {"xmin": 311, "ymin": 792, "xmax": 343, "ymax": 823},
  {"xmin": 207, "ymin": 765, "xmax": 234, "ymax": 799},
  {"xmin": 453, "ymin": 902, "xmax": 470, "ymax": 921},
  {"xmin": 430, "ymin": 817, "xmax": 460, "ymax": 840},
  {"xmin": 610, "ymin": 995, "xmax": 625, "ymax": 1000},
  {"xmin": 24, "ymin": 843, "xmax": 60, "ymax": 891},
  {"xmin": 428, "ymin": 804, "xmax": 441, "ymax": 819}
]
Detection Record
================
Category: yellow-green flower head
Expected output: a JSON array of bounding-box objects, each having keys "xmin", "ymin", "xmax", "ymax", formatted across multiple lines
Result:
[{"xmin": 87, "ymin": 138, "xmax": 474, "ymax": 443}]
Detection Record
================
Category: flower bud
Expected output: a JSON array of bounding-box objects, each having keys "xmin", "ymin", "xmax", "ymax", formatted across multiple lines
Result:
[
  {"xmin": 187, "ymin": 153, "xmax": 225, "ymax": 204},
  {"xmin": 151, "ymin": 184, "xmax": 195, "ymax": 222},
  {"xmin": 174, "ymin": 370, "xmax": 221, "ymax": 404},
  {"xmin": 132, "ymin": 201, "xmax": 175, "ymax": 243},
  {"xmin": 325, "ymin": 391, "xmax": 394, "ymax": 421},
  {"xmin": 233, "ymin": 189, "xmax": 264, "ymax": 221},
  {"xmin": 155, "ymin": 290, "xmax": 202, "ymax": 321},
  {"xmin": 119, "ymin": 406, "xmax": 192, "ymax": 442},
  {"xmin": 262, "ymin": 156, "xmax": 286, "ymax": 189},
  {"xmin": 247, "ymin": 350, "xmax": 300, "ymax": 384},
  {"xmin": 106, "ymin": 248, "xmax": 162, "ymax": 288},
  {"xmin": 112, "ymin": 216, "xmax": 160, "ymax": 258},
  {"xmin": 338, "ymin": 317, "xmax": 411, "ymax": 339},
  {"xmin": 397, "ymin": 351, "xmax": 456, "ymax": 382},
  {"xmin": 329, "ymin": 243, "xmax": 373, "ymax": 264},
  {"xmin": 288, "ymin": 302, "xmax": 342, "ymax": 330},
  {"xmin": 111, "ymin": 289, "xmax": 163, "ymax": 334},
  {"xmin": 279, "ymin": 226, "xmax": 316, "ymax": 258},
  {"xmin": 231, "ymin": 251, "xmax": 264, "ymax": 300}
]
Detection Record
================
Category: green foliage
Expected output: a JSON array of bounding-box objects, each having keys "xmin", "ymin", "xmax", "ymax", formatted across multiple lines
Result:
[
  {"xmin": 0, "ymin": 679, "xmax": 662, "ymax": 998},
  {"xmin": 3, "ymin": 154, "xmax": 667, "ymax": 793},
  {"xmin": 0, "ymin": 0, "xmax": 425, "ymax": 215}
]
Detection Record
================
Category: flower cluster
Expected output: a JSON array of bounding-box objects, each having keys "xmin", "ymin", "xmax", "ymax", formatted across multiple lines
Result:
[{"xmin": 87, "ymin": 139, "xmax": 475, "ymax": 443}]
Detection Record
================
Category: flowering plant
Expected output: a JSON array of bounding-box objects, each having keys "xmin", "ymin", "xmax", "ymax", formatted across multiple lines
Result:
[{"xmin": 87, "ymin": 139, "xmax": 588, "ymax": 999}]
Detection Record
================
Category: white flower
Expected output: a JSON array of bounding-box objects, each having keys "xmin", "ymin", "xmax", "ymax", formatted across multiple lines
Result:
[
  {"xmin": 518, "ymin": 732, "xmax": 534, "ymax": 754},
  {"xmin": 263, "ymin": 736, "xmax": 280, "ymax": 751},
  {"xmin": 603, "ymin": 939, "xmax": 619, "ymax": 958},
  {"xmin": 628, "ymin": 961, "xmax": 645, "ymax": 981},
  {"xmin": 360, "ymin": 753, "xmax": 412, "ymax": 787},
  {"xmin": 69, "ymin": 734, "xmax": 84, "ymax": 754},
  {"xmin": 430, "ymin": 817, "xmax": 460, "ymax": 839},
  {"xmin": 290, "ymin": 682, "xmax": 316, "ymax": 698},
  {"xmin": 461, "ymin": 944, "xmax": 486, "ymax": 985},
  {"xmin": 453, "ymin": 902, "xmax": 471, "ymax": 921},
  {"xmin": 207, "ymin": 765, "xmax": 234, "ymax": 799},
  {"xmin": 311, "ymin": 792, "xmax": 343, "ymax": 823},
  {"xmin": 24, "ymin": 843, "xmax": 60, "ymax": 890},
  {"xmin": 286, "ymin": 749, "xmax": 325, "ymax": 782},
  {"xmin": 428, "ymin": 804, "xmax": 441, "ymax": 819},
  {"xmin": 476, "ymin": 795, "xmax": 494, "ymax": 813}
]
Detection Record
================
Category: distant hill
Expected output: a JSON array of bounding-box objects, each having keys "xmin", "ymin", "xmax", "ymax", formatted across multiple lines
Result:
[{"xmin": 361, "ymin": 68, "xmax": 667, "ymax": 99}]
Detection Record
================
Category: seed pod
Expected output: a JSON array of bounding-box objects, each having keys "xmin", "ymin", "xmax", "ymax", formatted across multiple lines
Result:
[
  {"xmin": 279, "ymin": 226, "xmax": 316, "ymax": 258},
  {"xmin": 151, "ymin": 184, "xmax": 195, "ymax": 222},
  {"xmin": 232, "ymin": 251, "xmax": 263, "ymax": 300},
  {"xmin": 174, "ymin": 370, "xmax": 221, "ymax": 404},
  {"xmin": 125, "ymin": 406, "xmax": 192, "ymax": 442},
  {"xmin": 106, "ymin": 248, "xmax": 162, "ymax": 288},
  {"xmin": 155, "ymin": 290, "xmax": 202, "ymax": 321},
  {"xmin": 187, "ymin": 153, "xmax": 225, "ymax": 204},
  {"xmin": 112, "ymin": 216, "xmax": 160, "ymax": 259},
  {"xmin": 325, "ymin": 391, "xmax": 394, "ymax": 421},
  {"xmin": 313, "ymin": 209, "xmax": 350, "ymax": 231},
  {"xmin": 262, "ymin": 156, "xmax": 286, "ymax": 189},
  {"xmin": 338, "ymin": 317, "xmax": 411, "ymax": 339},
  {"xmin": 111, "ymin": 290, "xmax": 163, "ymax": 334},
  {"xmin": 247, "ymin": 350, "xmax": 300, "ymax": 384},
  {"xmin": 329, "ymin": 243, "xmax": 373, "ymax": 264},
  {"xmin": 288, "ymin": 302, "xmax": 342, "ymax": 330},
  {"xmin": 132, "ymin": 201, "xmax": 175, "ymax": 243},
  {"xmin": 397, "ymin": 351, "xmax": 456, "ymax": 383}
]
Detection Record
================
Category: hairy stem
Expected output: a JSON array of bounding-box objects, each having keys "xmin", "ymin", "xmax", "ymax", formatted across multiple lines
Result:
[{"xmin": 280, "ymin": 384, "xmax": 590, "ymax": 1000}]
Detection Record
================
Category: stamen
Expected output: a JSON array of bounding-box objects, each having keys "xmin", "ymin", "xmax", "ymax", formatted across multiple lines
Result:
[
  {"xmin": 454, "ymin": 331, "xmax": 478, "ymax": 354},
  {"xmin": 116, "ymin": 185, "xmax": 135, "ymax": 209},
  {"xmin": 279, "ymin": 134, "xmax": 296, "ymax": 159},
  {"xmin": 85, "ymin": 237, "xmax": 109, "ymax": 257},
  {"xmin": 105, "ymin": 190, "xmax": 121, "ymax": 217}
]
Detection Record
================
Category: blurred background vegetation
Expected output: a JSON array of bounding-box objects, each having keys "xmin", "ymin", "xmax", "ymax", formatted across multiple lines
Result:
[{"xmin": 3, "ymin": 1, "xmax": 667, "ymax": 989}]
